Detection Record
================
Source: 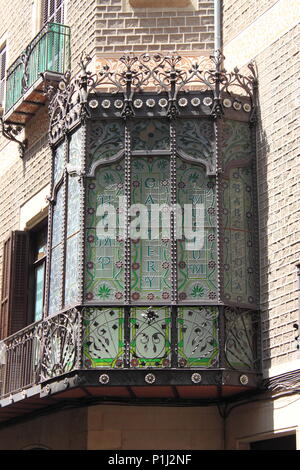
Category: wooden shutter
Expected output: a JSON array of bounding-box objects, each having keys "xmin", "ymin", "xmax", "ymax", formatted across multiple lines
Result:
[
  {"xmin": 0, "ymin": 45, "xmax": 6, "ymax": 107},
  {"xmin": 0, "ymin": 231, "xmax": 29, "ymax": 339},
  {"xmin": 43, "ymin": 0, "xmax": 64, "ymax": 25}
]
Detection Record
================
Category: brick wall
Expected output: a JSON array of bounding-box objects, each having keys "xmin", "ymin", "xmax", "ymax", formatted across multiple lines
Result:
[
  {"xmin": 90, "ymin": 0, "xmax": 214, "ymax": 55},
  {"xmin": 223, "ymin": 0, "xmax": 279, "ymax": 45},
  {"xmin": 256, "ymin": 24, "xmax": 300, "ymax": 369},
  {"xmin": 223, "ymin": 0, "xmax": 300, "ymax": 371}
]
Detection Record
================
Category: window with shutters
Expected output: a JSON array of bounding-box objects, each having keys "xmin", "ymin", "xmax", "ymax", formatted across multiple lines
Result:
[
  {"xmin": 28, "ymin": 222, "xmax": 48, "ymax": 324},
  {"xmin": 0, "ymin": 231, "xmax": 29, "ymax": 339},
  {"xmin": 43, "ymin": 0, "xmax": 65, "ymax": 25},
  {"xmin": 0, "ymin": 44, "xmax": 6, "ymax": 108},
  {"xmin": 0, "ymin": 223, "xmax": 48, "ymax": 340}
]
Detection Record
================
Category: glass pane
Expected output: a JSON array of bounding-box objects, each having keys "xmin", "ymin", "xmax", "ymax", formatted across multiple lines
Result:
[
  {"xmin": 131, "ymin": 119, "xmax": 170, "ymax": 152},
  {"xmin": 53, "ymin": 142, "xmax": 65, "ymax": 186},
  {"xmin": 85, "ymin": 162, "xmax": 125, "ymax": 303},
  {"xmin": 225, "ymin": 308, "xmax": 258, "ymax": 370},
  {"xmin": 69, "ymin": 127, "xmax": 82, "ymax": 167},
  {"xmin": 131, "ymin": 157, "xmax": 171, "ymax": 302},
  {"xmin": 64, "ymin": 233, "xmax": 79, "ymax": 306},
  {"xmin": 129, "ymin": 307, "xmax": 171, "ymax": 368},
  {"xmin": 83, "ymin": 307, "xmax": 125, "ymax": 368},
  {"xmin": 177, "ymin": 159, "xmax": 218, "ymax": 302},
  {"xmin": 52, "ymin": 185, "xmax": 64, "ymax": 248},
  {"xmin": 176, "ymin": 119, "xmax": 215, "ymax": 172},
  {"xmin": 221, "ymin": 120, "xmax": 258, "ymax": 306},
  {"xmin": 48, "ymin": 244, "xmax": 62, "ymax": 315},
  {"xmin": 88, "ymin": 121, "xmax": 125, "ymax": 173},
  {"xmin": 66, "ymin": 174, "xmax": 80, "ymax": 237},
  {"xmin": 34, "ymin": 263, "xmax": 45, "ymax": 322},
  {"xmin": 177, "ymin": 306, "xmax": 219, "ymax": 367}
]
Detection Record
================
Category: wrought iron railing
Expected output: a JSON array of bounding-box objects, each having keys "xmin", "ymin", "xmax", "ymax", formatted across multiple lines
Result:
[
  {"xmin": 0, "ymin": 306, "xmax": 260, "ymax": 398},
  {"xmin": 4, "ymin": 22, "xmax": 70, "ymax": 113},
  {"xmin": 0, "ymin": 322, "xmax": 40, "ymax": 398}
]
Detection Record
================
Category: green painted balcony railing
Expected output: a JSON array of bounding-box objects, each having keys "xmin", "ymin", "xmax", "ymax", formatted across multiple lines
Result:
[{"xmin": 4, "ymin": 22, "xmax": 70, "ymax": 113}]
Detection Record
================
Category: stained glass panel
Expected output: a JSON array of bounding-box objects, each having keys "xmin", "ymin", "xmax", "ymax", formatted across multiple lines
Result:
[
  {"xmin": 52, "ymin": 185, "xmax": 64, "ymax": 248},
  {"xmin": 131, "ymin": 157, "xmax": 171, "ymax": 302},
  {"xmin": 88, "ymin": 121, "xmax": 125, "ymax": 172},
  {"xmin": 131, "ymin": 119, "xmax": 170, "ymax": 152},
  {"xmin": 69, "ymin": 127, "xmax": 82, "ymax": 167},
  {"xmin": 177, "ymin": 159, "xmax": 218, "ymax": 302},
  {"xmin": 66, "ymin": 174, "xmax": 80, "ymax": 237},
  {"xmin": 53, "ymin": 141, "xmax": 65, "ymax": 186},
  {"xmin": 177, "ymin": 306, "xmax": 219, "ymax": 367},
  {"xmin": 64, "ymin": 233, "xmax": 79, "ymax": 306},
  {"xmin": 221, "ymin": 120, "xmax": 258, "ymax": 306},
  {"xmin": 83, "ymin": 307, "xmax": 125, "ymax": 368},
  {"xmin": 176, "ymin": 119, "xmax": 215, "ymax": 173},
  {"xmin": 225, "ymin": 308, "xmax": 258, "ymax": 370},
  {"xmin": 129, "ymin": 307, "xmax": 171, "ymax": 368},
  {"xmin": 48, "ymin": 244, "xmax": 62, "ymax": 315},
  {"xmin": 85, "ymin": 163, "xmax": 125, "ymax": 303}
]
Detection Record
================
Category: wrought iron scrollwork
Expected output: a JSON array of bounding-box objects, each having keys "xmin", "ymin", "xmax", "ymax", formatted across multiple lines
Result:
[
  {"xmin": 39, "ymin": 308, "xmax": 82, "ymax": 381},
  {"xmin": 47, "ymin": 51, "xmax": 258, "ymax": 143},
  {"xmin": 224, "ymin": 307, "xmax": 260, "ymax": 371},
  {"xmin": 0, "ymin": 118, "xmax": 28, "ymax": 157}
]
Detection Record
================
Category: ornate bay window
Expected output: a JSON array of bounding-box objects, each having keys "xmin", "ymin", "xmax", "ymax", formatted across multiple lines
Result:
[{"xmin": 40, "ymin": 53, "xmax": 261, "ymax": 399}]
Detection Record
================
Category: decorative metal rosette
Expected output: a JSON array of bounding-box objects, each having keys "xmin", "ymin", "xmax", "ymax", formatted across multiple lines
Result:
[
  {"xmin": 101, "ymin": 99, "xmax": 111, "ymax": 109},
  {"xmin": 178, "ymin": 97, "xmax": 188, "ymax": 107},
  {"xmin": 89, "ymin": 99, "xmax": 99, "ymax": 109},
  {"xmin": 191, "ymin": 373, "xmax": 202, "ymax": 384},
  {"xmin": 99, "ymin": 374, "xmax": 110, "ymax": 385},
  {"xmin": 114, "ymin": 99, "xmax": 124, "ymax": 109},
  {"xmin": 191, "ymin": 97, "xmax": 201, "ymax": 107},
  {"xmin": 240, "ymin": 374, "xmax": 249, "ymax": 385},
  {"xmin": 133, "ymin": 99, "xmax": 143, "ymax": 109},
  {"xmin": 243, "ymin": 103, "xmax": 251, "ymax": 113},
  {"xmin": 158, "ymin": 98, "xmax": 168, "ymax": 108},
  {"xmin": 203, "ymin": 96, "xmax": 213, "ymax": 107},
  {"xmin": 233, "ymin": 101, "xmax": 242, "ymax": 111},
  {"xmin": 145, "ymin": 373, "xmax": 156, "ymax": 384},
  {"xmin": 223, "ymin": 98, "xmax": 232, "ymax": 108},
  {"xmin": 146, "ymin": 98, "xmax": 155, "ymax": 108}
]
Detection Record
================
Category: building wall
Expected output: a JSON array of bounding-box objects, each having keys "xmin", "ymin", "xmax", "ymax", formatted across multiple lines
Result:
[
  {"xmin": 0, "ymin": 404, "xmax": 223, "ymax": 449},
  {"xmin": 225, "ymin": 395, "xmax": 300, "ymax": 450},
  {"xmin": 223, "ymin": 0, "xmax": 300, "ymax": 373},
  {"xmin": 0, "ymin": 406, "xmax": 87, "ymax": 450}
]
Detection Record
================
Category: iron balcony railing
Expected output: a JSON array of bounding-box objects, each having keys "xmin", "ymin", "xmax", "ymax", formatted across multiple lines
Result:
[
  {"xmin": 0, "ymin": 322, "xmax": 40, "ymax": 398},
  {"xmin": 0, "ymin": 306, "xmax": 260, "ymax": 399},
  {"xmin": 4, "ymin": 22, "xmax": 70, "ymax": 113}
]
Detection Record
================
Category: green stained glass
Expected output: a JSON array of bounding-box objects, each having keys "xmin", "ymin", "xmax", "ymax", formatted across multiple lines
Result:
[
  {"xmin": 64, "ymin": 233, "xmax": 79, "ymax": 307},
  {"xmin": 177, "ymin": 159, "xmax": 218, "ymax": 302},
  {"xmin": 85, "ymin": 162, "xmax": 125, "ymax": 303},
  {"xmin": 222, "ymin": 121, "xmax": 258, "ymax": 306},
  {"xmin": 69, "ymin": 127, "xmax": 83, "ymax": 167},
  {"xmin": 88, "ymin": 121, "xmax": 125, "ymax": 172},
  {"xmin": 66, "ymin": 174, "xmax": 80, "ymax": 237},
  {"xmin": 83, "ymin": 307, "xmax": 125, "ymax": 368},
  {"xmin": 34, "ymin": 263, "xmax": 45, "ymax": 322},
  {"xmin": 225, "ymin": 308, "xmax": 258, "ymax": 370},
  {"xmin": 177, "ymin": 306, "xmax": 219, "ymax": 367},
  {"xmin": 176, "ymin": 119, "xmax": 215, "ymax": 173},
  {"xmin": 131, "ymin": 157, "xmax": 171, "ymax": 302},
  {"xmin": 222, "ymin": 120, "xmax": 252, "ymax": 166},
  {"xmin": 131, "ymin": 119, "xmax": 170, "ymax": 151},
  {"xmin": 129, "ymin": 307, "xmax": 171, "ymax": 368}
]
